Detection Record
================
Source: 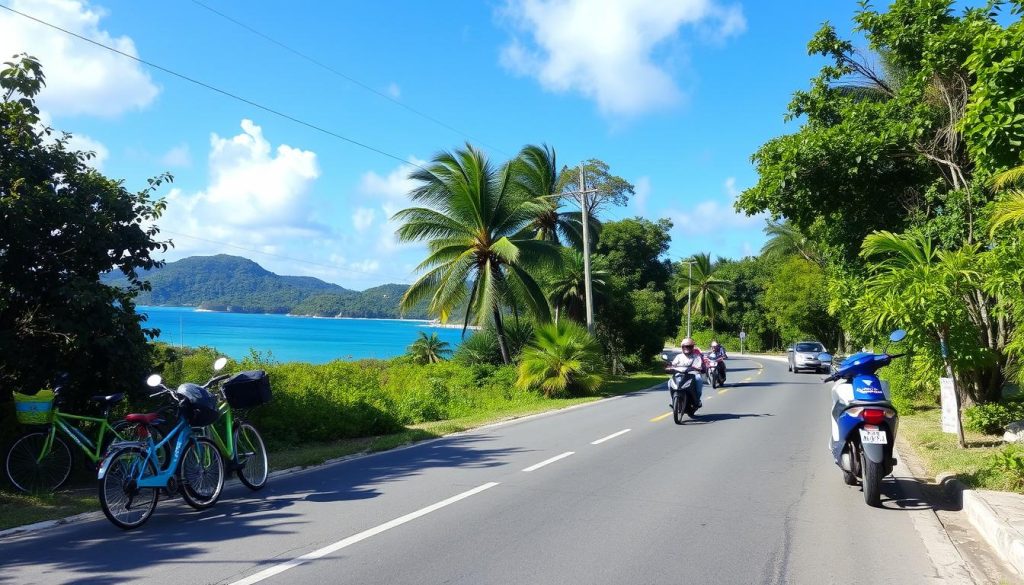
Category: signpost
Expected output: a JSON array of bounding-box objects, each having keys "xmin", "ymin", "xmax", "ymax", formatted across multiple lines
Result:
[
  {"xmin": 939, "ymin": 377, "xmax": 960, "ymax": 435},
  {"xmin": 739, "ymin": 331, "xmax": 747, "ymax": 355}
]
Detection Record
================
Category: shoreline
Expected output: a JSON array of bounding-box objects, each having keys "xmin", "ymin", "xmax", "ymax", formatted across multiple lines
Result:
[{"xmin": 139, "ymin": 305, "xmax": 439, "ymax": 325}]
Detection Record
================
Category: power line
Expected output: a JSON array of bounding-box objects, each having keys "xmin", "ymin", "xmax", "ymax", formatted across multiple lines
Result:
[
  {"xmin": 0, "ymin": 2, "xmax": 426, "ymax": 171},
  {"xmin": 159, "ymin": 229, "xmax": 412, "ymax": 283},
  {"xmin": 189, "ymin": 0, "xmax": 509, "ymax": 157}
]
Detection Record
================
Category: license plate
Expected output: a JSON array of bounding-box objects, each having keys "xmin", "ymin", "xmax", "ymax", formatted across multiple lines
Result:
[{"xmin": 860, "ymin": 428, "xmax": 887, "ymax": 445}]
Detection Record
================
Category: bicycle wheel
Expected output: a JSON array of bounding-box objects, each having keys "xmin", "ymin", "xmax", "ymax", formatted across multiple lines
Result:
[
  {"xmin": 234, "ymin": 422, "xmax": 268, "ymax": 490},
  {"xmin": 179, "ymin": 437, "xmax": 224, "ymax": 510},
  {"xmin": 98, "ymin": 445, "xmax": 158, "ymax": 530},
  {"xmin": 5, "ymin": 431, "xmax": 73, "ymax": 493}
]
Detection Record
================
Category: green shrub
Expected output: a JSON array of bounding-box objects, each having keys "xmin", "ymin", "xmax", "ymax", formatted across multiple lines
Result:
[
  {"xmin": 452, "ymin": 320, "xmax": 534, "ymax": 365},
  {"xmin": 517, "ymin": 321, "xmax": 604, "ymax": 397},
  {"xmin": 964, "ymin": 401, "xmax": 1024, "ymax": 435},
  {"xmin": 672, "ymin": 329, "xmax": 747, "ymax": 354},
  {"xmin": 989, "ymin": 446, "xmax": 1024, "ymax": 490}
]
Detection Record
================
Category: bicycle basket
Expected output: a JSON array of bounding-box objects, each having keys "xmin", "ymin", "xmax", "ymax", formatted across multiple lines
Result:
[
  {"xmin": 13, "ymin": 390, "xmax": 55, "ymax": 425},
  {"xmin": 222, "ymin": 370, "xmax": 272, "ymax": 409}
]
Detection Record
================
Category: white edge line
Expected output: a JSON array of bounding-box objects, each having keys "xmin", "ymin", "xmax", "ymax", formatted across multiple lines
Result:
[
  {"xmin": 228, "ymin": 482, "xmax": 500, "ymax": 585},
  {"xmin": 522, "ymin": 451, "xmax": 575, "ymax": 472},
  {"xmin": 591, "ymin": 429, "xmax": 631, "ymax": 445}
]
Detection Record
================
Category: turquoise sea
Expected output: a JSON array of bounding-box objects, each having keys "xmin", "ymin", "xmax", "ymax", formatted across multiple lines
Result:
[{"xmin": 139, "ymin": 306, "xmax": 467, "ymax": 364}]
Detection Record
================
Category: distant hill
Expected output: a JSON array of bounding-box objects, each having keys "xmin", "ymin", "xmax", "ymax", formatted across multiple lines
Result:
[{"xmin": 102, "ymin": 255, "xmax": 430, "ymax": 319}]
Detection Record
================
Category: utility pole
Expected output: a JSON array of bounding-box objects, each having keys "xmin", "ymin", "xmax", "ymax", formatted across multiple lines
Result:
[
  {"xmin": 680, "ymin": 259, "xmax": 696, "ymax": 338},
  {"xmin": 579, "ymin": 164, "xmax": 595, "ymax": 333}
]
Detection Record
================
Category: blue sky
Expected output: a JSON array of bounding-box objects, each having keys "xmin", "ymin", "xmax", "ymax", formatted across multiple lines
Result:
[{"xmin": 3, "ymin": 0, "xmax": 884, "ymax": 288}]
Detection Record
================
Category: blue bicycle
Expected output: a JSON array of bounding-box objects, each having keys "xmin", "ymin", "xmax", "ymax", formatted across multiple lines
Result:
[{"xmin": 97, "ymin": 364, "xmax": 227, "ymax": 530}]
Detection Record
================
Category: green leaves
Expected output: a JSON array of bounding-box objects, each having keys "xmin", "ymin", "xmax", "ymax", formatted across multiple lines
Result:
[{"xmin": 516, "ymin": 321, "xmax": 604, "ymax": 397}]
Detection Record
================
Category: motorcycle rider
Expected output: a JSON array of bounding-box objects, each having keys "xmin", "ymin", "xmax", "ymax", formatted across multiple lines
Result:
[
  {"xmin": 709, "ymin": 340, "xmax": 728, "ymax": 382},
  {"xmin": 670, "ymin": 338, "xmax": 704, "ymax": 408}
]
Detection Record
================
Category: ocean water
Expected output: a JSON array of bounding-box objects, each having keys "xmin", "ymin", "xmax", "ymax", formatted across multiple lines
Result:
[{"xmin": 139, "ymin": 306, "xmax": 468, "ymax": 364}]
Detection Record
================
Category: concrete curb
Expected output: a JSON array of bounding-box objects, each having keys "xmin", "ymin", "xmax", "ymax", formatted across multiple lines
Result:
[{"xmin": 959, "ymin": 486, "xmax": 1024, "ymax": 577}]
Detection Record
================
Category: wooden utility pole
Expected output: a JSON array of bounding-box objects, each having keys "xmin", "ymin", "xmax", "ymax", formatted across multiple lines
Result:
[{"xmin": 579, "ymin": 164, "xmax": 595, "ymax": 333}]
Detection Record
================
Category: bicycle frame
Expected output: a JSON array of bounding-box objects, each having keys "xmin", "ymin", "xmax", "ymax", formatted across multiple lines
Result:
[
  {"xmin": 37, "ymin": 409, "xmax": 122, "ymax": 464},
  {"xmin": 199, "ymin": 397, "xmax": 237, "ymax": 463},
  {"xmin": 98, "ymin": 416, "xmax": 197, "ymax": 489}
]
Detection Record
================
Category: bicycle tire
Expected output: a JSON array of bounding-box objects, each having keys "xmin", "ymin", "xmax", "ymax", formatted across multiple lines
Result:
[
  {"xmin": 234, "ymin": 422, "xmax": 268, "ymax": 490},
  {"xmin": 5, "ymin": 431, "xmax": 73, "ymax": 493},
  {"xmin": 98, "ymin": 445, "xmax": 158, "ymax": 530},
  {"xmin": 179, "ymin": 437, "xmax": 225, "ymax": 510}
]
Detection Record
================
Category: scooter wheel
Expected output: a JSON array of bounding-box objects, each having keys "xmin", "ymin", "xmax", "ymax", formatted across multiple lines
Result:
[{"xmin": 862, "ymin": 451, "xmax": 883, "ymax": 507}]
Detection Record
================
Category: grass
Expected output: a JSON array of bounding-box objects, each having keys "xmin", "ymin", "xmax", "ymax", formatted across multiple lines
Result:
[
  {"xmin": 0, "ymin": 369, "xmax": 664, "ymax": 532},
  {"xmin": 897, "ymin": 403, "xmax": 1021, "ymax": 492}
]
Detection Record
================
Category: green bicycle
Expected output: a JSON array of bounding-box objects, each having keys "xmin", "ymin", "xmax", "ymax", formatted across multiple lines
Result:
[
  {"xmin": 5, "ymin": 377, "xmax": 157, "ymax": 493},
  {"xmin": 194, "ymin": 359, "xmax": 271, "ymax": 491}
]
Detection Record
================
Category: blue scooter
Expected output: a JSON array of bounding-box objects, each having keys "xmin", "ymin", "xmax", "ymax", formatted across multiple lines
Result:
[{"xmin": 820, "ymin": 329, "xmax": 907, "ymax": 507}]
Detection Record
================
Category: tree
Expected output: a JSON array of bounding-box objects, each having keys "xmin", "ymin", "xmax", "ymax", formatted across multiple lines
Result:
[
  {"xmin": 0, "ymin": 55, "xmax": 170, "ymax": 402},
  {"xmin": 517, "ymin": 321, "xmax": 604, "ymax": 397},
  {"xmin": 989, "ymin": 164, "xmax": 1024, "ymax": 234},
  {"xmin": 675, "ymin": 253, "xmax": 730, "ymax": 333},
  {"xmin": 512, "ymin": 144, "xmax": 596, "ymax": 249},
  {"xmin": 546, "ymin": 249, "xmax": 608, "ymax": 324},
  {"xmin": 393, "ymin": 144, "xmax": 557, "ymax": 364},
  {"xmin": 762, "ymin": 257, "xmax": 840, "ymax": 349},
  {"xmin": 761, "ymin": 220, "xmax": 822, "ymax": 266},
  {"xmin": 555, "ymin": 158, "xmax": 635, "ymax": 217},
  {"xmin": 407, "ymin": 332, "xmax": 451, "ymax": 364}
]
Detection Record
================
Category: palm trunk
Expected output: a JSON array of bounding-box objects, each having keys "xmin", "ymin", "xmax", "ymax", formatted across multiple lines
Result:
[{"xmin": 493, "ymin": 307, "xmax": 511, "ymax": 365}]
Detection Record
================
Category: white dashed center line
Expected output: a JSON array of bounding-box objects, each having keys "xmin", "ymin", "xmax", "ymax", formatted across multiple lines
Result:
[
  {"xmin": 591, "ymin": 429, "xmax": 631, "ymax": 445},
  {"xmin": 522, "ymin": 451, "xmax": 575, "ymax": 472}
]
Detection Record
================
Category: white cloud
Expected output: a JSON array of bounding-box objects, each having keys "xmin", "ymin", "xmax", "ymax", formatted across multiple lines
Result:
[
  {"xmin": 499, "ymin": 0, "xmax": 745, "ymax": 116},
  {"xmin": 387, "ymin": 82, "xmax": 401, "ymax": 99},
  {"xmin": 0, "ymin": 0, "xmax": 159, "ymax": 118},
  {"xmin": 159, "ymin": 119, "xmax": 324, "ymax": 256},
  {"xmin": 352, "ymin": 207, "xmax": 376, "ymax": 232},
  {"xmin": 667, "ymin": 177, "xmax": 764, "ymax": 235},
  {"xmin": 358, "ymin": 157, "xmax": 428, "ymax": 251},
  {"xmin": 632, "ymin": 176, "xmax": 651, "ymax": 215},
  {"xmin": 63, "ymin": 132, "xmax": 108, "ymax": 169},
  {"xmin": 160, "ymin": 144, "xmax": 191, "ymax": 168}
]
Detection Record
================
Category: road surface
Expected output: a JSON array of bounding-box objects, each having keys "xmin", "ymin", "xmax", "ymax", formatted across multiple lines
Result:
[{"xmin": 0, "ymin": 357, "xmax": 960, "ymax": 584}]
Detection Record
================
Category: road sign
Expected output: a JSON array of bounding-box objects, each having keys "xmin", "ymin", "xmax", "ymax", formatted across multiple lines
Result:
[
  {"xmin": 939, "ymin": 377, "xmax": 959, "ymax": 434},
  {"xmin": 739, "ymin": 331, "xmax": 747, "ymax": 340}
]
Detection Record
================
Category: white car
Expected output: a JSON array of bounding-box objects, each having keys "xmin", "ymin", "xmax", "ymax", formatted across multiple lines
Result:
[{"xmin": 787, "ymin": 341, "xmax": 828, "ymax": 373}]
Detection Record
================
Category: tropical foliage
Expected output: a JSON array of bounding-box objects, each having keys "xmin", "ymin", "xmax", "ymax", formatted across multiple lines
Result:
[
  {"xmin": 675, "ymin": 253, "xmax": 730, "ymax": 333},
  {"xmin": 516, "ymin": 321, "xmax": 604, "ymax": 397},
  {"xmin": 408, "ymin": 332, "xmax": 452, "ymax": 364}
]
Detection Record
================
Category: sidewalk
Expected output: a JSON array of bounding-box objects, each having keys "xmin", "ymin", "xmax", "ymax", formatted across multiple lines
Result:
[{"xmin": 961, "ymin": 488, "xmax": 1024, "ymax": 578}]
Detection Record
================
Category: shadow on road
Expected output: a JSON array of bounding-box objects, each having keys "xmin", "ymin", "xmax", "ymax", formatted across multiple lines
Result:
[
  {"xmin": 685, "ymin": 412, "xmax": 774, "ymax": 424},
  {"xmin": 0, "ymin": 433, "xmax": 527, "ymax": 583},
  {"xmin": 850, "ymin": 476, "xmax": 962, "ymax": 513}
]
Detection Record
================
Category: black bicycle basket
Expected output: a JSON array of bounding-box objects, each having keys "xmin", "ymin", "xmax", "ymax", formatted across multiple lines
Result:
[{"xmin": 222, "ymin": 370, "xmax": 272, "ymax": 409}]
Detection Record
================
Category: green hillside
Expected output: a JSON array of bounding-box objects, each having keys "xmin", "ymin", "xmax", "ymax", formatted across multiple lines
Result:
[{"xmin": 102, "ymin": 255, "xmax": 429, "ymax": 319}]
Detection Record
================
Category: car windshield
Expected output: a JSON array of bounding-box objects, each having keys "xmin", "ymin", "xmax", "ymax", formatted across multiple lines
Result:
[{"xmin": 795, "ymin": 343, "xmax": 824, "ymax": 353}]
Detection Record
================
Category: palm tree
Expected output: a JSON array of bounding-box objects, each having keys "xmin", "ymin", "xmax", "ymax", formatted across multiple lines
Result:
[
  {"xmin": 516, "ymin": 321, "xmax": 604, "ymax": 397},
  {"xmin": 546, "ymin": 249, "xmax": 608, "ymax": 324},
  {"xmin": 393, "ymin": 144, "xmax": 558, "ymax": 364},
  {"xmin": 407, "ymin": 332, "xmax": 451, "ymax": 364},
  {"xmin": 761, "ymin": 220, "xmax": 822, "ymax": 266},
  {"xmin": 990, "ymin": 164, "xmax": 1024, "ymax": 235},
  {"xmin": 676, "ymin": 253, "xmax": 730, "ymax": 333},
  {"xmin": 512, "ymin": 144, "xmax": 598, "ymax": 250}
]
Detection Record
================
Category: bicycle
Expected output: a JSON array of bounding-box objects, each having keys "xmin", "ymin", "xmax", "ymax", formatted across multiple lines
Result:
[
  {"xmin": 5, "ymin": 377, "xmax": 158, "ymax": 493},
  {"xmin": 97, "ymin": 371, "xmax": 225, "ymax": 530},
  {"xmin": 197, "ymin": 364, "xmax": 271, "ymax": 491}
]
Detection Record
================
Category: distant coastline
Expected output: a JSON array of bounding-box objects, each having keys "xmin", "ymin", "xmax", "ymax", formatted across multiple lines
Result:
[{"xmin": 139, "ymin": 304, "xmax": 476, "ymax": 329}]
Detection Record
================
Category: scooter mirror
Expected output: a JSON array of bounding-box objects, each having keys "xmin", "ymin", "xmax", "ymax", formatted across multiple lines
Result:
[
  {"xmin": 213, "ymin": 357, "xmax": 228, "ymax": 372},
  {"xmin": 818, "ymin": 352, "xmax": 833, "ymax": 364},
  {"xmin": 146, "ymin": 374, "xmax": 163, "ymax": 387},
  {"xmin": 889, "ymin": 329, "xmax": 907, "ymax": 343}
]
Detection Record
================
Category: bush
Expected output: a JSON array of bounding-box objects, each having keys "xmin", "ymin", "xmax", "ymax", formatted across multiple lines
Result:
[
  {"xmin": 517, "ymin": 321, "xmax": 604, "ymax": 397},
  {"xmin": 989, "ymin": 446, "xmax": 1024, "ymax": 490},
  {"xmin": 453, "ymin": 320, "xmax": 534, "ymax": 365},
  {"xmin": 964, "ymin": 401, "xmax": 1024, "ymax": 435}
]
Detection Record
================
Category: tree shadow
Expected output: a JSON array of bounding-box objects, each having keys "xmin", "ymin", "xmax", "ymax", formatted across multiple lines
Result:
[
  {"xmin": 0, "ymin": 433, "xmax": 527, "ymax": 583},
  {"xmin": 684, "ymin": 412, "xmax": 773, "ymax": 424}
]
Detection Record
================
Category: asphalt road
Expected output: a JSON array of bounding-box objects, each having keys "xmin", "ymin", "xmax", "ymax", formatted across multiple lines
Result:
[{"xmin": 0, "ymin": 357, "xmax": 958, "ymax": 584}]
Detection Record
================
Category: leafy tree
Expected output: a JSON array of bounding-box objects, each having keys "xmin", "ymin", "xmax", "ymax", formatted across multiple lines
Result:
[
  {"xmin": 713, "ymin": 256, "xmax": 782, "ymax": 350},
  {"xmin": 0, "ymin": 55, "xmax": 170, "ymax": 402},
  {"xmin": 596, "ymin": 217, "xmax": 673, "ymax": 291},
  {"xmin": 761, "ymin": 220, "xmax": 822, "ymax": 266},
  {"xmin": 512, "ymin": 144, "xmax": 595, "ymax": 249},
  {"xmin": 990, "ymin": 164, "xmax": 1024, "ymax": 234},
  {"xmin": 555, "ymin": 158, "xmax": 635, "ymax": 217},
  {"xmin": 394, "ymin": 144, "xmax": 558, "ymax": 364},
  {"xmin": 407, "ymin": 332, "xmax": 451, "ymax": 364},
  {"xmin": 762, "ymin": 257, "xmax": 840, "ymax": 349},
  {"xmin": 516, "ymin": 321, "xmax": 604, "ymax": 397},
  {"xmin": 675, "ymin": 253, "xmax": 730, "ymax": 333},
  {"xmin": 546, "ymin": 249, "xmax": 608, "ymax": 324}
]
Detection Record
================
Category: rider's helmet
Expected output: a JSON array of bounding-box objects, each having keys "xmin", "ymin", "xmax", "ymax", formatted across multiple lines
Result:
[
  {"xmin": 711, "ymin": 340, "xmax": 720, "ymax": 350},
  {"xmin": 681, "ymin": 338, "xmax": 695, "ymax": 355}
]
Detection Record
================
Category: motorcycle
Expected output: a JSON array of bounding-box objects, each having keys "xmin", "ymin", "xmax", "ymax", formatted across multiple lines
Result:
[
  {"xmin": 821, "ymin": 329, "xmax": 906, "ymax": 507},
  {"xmin": 661, "ymin": 352, "xmax": 701, "ymax": 424},
  {"xmin": 706, "ymin": 351, "xmax": 727, "ymax": 388}
]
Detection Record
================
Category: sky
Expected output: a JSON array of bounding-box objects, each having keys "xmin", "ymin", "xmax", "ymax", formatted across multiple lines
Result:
[{"xmin": 1, "ymin": 0, "xmax": 882, "ymax": 289}]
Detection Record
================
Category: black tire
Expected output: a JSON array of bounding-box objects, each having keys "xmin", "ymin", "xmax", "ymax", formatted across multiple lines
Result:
[
  {"xmin": 787, "ymin": 363, "xmax": 792, "ymax": 372},
  {"xmin": 673, "ymin": 392, "xmax": 688, "ymax": 425},
  {"xmin": 862, "ymin": 451, "xmax": 883, "ymax": 507},
  {"xmin": 5, "ymin": 431, "xmax": 73, "ymax": 493},
  {"xmin": 234, "ymin": 422, "xmax": 268, "ymax": 491},
  {"xmin": 99, "ymin": 445, "xmax": 158, "ymax": 530},
  {"xmin": 179, "ymin": 437, "xmax": 224, "ymax": 510},
  {"xmin": 710, "ymin": 375, "xmax": 719, "ymax": 389}
]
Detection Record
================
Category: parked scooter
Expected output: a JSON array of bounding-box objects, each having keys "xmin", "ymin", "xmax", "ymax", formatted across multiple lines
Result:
[
  {"xmin": 661, "ymin": 352, "xmax": 702, "ymax": 424},
  {"xmin": 821, "ymin": 329, "xmax": 907, "ymax": 507}
]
